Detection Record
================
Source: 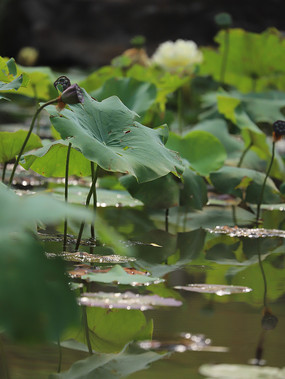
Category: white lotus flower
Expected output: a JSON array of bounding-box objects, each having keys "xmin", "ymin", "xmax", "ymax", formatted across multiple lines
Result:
[{"xmin": 151, "ymin": 39, "xmax": 203, "ymax": 71}]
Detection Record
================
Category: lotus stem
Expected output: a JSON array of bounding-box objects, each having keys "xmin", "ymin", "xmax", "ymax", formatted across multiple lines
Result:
[
  {"xmin": 255, "ymin": 141, "xmax": 276, "ymax": 226},
  {"xmin": 80, "ymin": 288, "xmax": 93, "ymax": 355},
  {"xmin": 238, "ymin": 141, "xmax": 253, "ymax": 168},
  {"xmin": 165, "ymin": 208, "xmax": 169, "ymax": 232},
  {"xmin": 75, "ymin": 164, "xmax": 98, "ymax": 251},
  {"xmin": 63, "ymin": 142, "xmax": 72, "ymax": 252},
  {"xmin": 177, "ymin": 87, "xmax": 183, "ymax": 135},
  {"xmin": 8, "ymin": 98, "xmax": 59, "ymax": 186},
  {"xmin": 90, "ymin": 162, "xmax": 97, "ymax": 240},
  {"xmin": 57, "ymin": 337, "xmax": 62, "ymax": 373},
  {"xmin": 1, "ymin": 162, "xmax": 7, "ymax": 183},
  {"xmin": 220, "ymin": 29, "xmax": 230, "ymax": 84}
]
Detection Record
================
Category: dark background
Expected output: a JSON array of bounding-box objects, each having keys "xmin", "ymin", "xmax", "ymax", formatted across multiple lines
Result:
[{"xmin": 1, "ymin": 0, "xmax": 285, "ymax": 69}]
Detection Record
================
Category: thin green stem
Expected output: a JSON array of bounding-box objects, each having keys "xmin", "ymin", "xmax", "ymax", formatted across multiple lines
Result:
[
  {"xmin": 177, "ymin": 87, "xmax": 183, "ymax": 135},
  {"xmin": 165, "ymin": 208, "xmax": 169, "ymax": 232},
  {"xmin": 63, "ymin": 142, "xmax": 72, "ymax": 252},
  {"xmin": 8, "ymin": 98, "xmax": 59, "ymax": 186},
  {"xmin": 220, "ymin": 29, "xmax": 230, "ymax": 84},
  {"xmin": 1, "ymin": 162, "xmax": 7, "ymax": 183},
  {"xmin": 255, "ymin": 141, "xmax": 276, "ymax": 226},
  {"xmin": 238, "ymin": 141, "xmax": 253, "ymax": 168},
  {"xmin": 32, "ymin": 84, "xmax": 41, "ymax": 135},
  {"xmin": 90, "ymin": 162, "xmax": 97, "ymax": 240},
  {"xmin": 57, "ymin": 337, "xmax": 62, "ymax": 373},
  {"xmin": 0, "ymin": 335, "xmax": 10, "ymax": 379},
  {"xmin": 75, "ymin": 166, "xmax": 98, "ymax": 251},
  {"xmin": 257, "ymin": 246, "xmax": 268, "ymax": 308},
  {"xmin": 80, "ymin": 288, "xmax": 93, "ymax": 355}
]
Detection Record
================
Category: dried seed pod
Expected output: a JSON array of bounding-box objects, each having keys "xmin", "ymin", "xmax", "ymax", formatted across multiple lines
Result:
[
  {"xmin": 60, "ymin": 84, "xmax": 84, "ymax": 105},
  {"xmin": 54, "ymin": 75, "xmax": 71, "ymax": 92},
  {"xmin": 273, "ymin": 120, "xmax": 285, "ymax": 141}
]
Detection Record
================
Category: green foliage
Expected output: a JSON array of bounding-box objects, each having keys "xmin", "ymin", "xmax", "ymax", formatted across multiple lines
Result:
[
  {"xmin": 210, "ymin": 166, "xmax": 282, "ymax": 204},
  {"xmin": 0, "ymin": 57, "xmax": 29, "ymax": 99},
  {"xmin": 200, "ymin": 28, "xmax": 285, "ymax": 92},
  {"xmin": 0, "ymin": 130, "xmax": 42, "ymax": 163}
]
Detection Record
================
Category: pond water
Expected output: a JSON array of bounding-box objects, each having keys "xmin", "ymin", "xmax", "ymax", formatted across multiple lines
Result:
[{"xmin": 3, "ymin": 188, "xmax": 285, "ymax": 379}]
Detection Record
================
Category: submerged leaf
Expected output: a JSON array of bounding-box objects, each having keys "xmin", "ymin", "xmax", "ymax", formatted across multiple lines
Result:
[{"xmin": 78, "ymin": 291, "xmax": 182, "ymax": 310}]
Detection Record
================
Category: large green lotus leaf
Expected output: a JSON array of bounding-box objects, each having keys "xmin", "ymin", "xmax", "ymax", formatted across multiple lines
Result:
[
  {"xmin": 91, "ymin": 77, "xmax": 157, "ymax": 116},
  {"xmin": 21, "ymin": 139, "xmax": 92, "ymax": 177},
  {"xmin": 180, "ymin": 167, "xmax": 208, "ymax": 210},
  {"xmin": 0, "ymin": 233, "xmax": 79, "ymax": 342},
  {"xmin": 166, "ymin": 130, "xmax": 226, "ymax": 176},
  {"xmin": 79, "ymin": 65, "xmax": 123, "ymax": 93},
  {"xmin": 200, "ymin": 28, "xmax": 285, "ymax": 92},
  {"xmin": 120, "ymin": 173, "xmax": 180, "ymax": 209},
  {"xmin": 0, "ymin": 130, "xmax": 42, "ymax": 163},
  {"xmin": 15, "ymin": 65, "xmax": 57, "ymax": 100},
  {"xmin": 192, "ymin": 118, "xmax": 243, "ymax": 160},
  {"xmin": 46, "ymin": 92, "xmax": 184, "ymax": 182},
  {"xmin": 50, "ymin": 344, "xmax": 166, "ymax": 379},
  {"xmin": 210, "ymin": 166, "xmax": 282, "ymax": 204},
  {"xmin": 62, "ymin": 307, "xmax": 153, "ymax": 353}
]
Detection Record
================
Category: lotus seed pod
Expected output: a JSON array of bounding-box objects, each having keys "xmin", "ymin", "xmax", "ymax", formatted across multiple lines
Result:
[
  {"xmin": 261, "ymin": 311, "xmax": 278, "ymax": 330},
  {"xmin": 60, "ymin": 84, "xmax": 84, "ymax": 105},
  {"xmin": 214, "ymin": 12, "xmax": 233, "ymax": 29},
  {"xmin": 273, "ymin": 120, "xmax": 285, "ymax": 141},
  {"xmin": 54, "ymin": 76, "xmax": 71, "ymax": 92}
]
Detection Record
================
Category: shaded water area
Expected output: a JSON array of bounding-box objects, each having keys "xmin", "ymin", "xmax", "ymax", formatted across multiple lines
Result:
[{"xmin": 2, "ymin": 176, "xmax": 285, "ymax": 379}]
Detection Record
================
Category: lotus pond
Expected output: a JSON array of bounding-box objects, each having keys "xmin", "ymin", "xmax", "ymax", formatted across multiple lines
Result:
[{"xmin": 1, "ymin": 25, "xmax": 285, "ymax": 379}]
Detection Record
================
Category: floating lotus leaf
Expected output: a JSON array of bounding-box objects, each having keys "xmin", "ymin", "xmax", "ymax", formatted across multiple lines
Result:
[
  {"xmin": 175, "ymin": 284, "xmax": 252, "ymax": 296},
  {"xmin": 47, "ymin": 252, "xmax": 136, "ymax": 264},
  {"xmin": 45, "ymin": 91, "xmax": 184, "ymax": 183},
  {"xmin": 78, "ymin": 291, "xmax": 182, "ymax": 309},
  {"xmin": 207, "ymin": 226, "xmax": 285, "ymax": 239},
  {"xmin": 68, "ymin": 265, "xmax": 144, "ymax": 279},
  {"xmin": 81, "ymin": 264, "xmax": 163, "ymax": 286},
  {"xmin": 199, "ymin": 363, "xmax": 285, "ymax": 379}
]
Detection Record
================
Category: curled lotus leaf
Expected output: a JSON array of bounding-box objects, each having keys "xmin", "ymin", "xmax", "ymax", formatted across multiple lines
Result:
[
  {"xmin": 78, "ymin": 291, "xmax": 183, "ymax": 310},
  {"xmin": 175, "ymin": 284, "xmax": 252, "ymax": 296}
]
